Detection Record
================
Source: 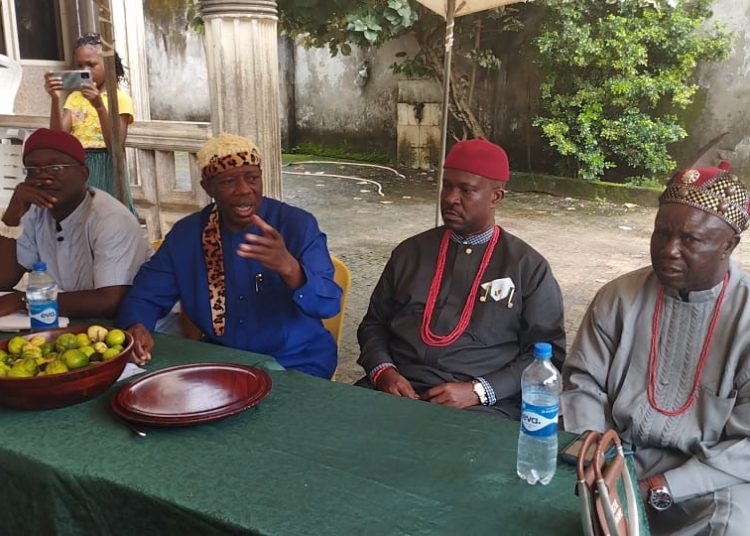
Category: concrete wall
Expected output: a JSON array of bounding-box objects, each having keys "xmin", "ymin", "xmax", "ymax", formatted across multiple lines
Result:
[
  {"xmin": 291, "ymin": 38, "xmax": 420, "ymax": 156},
  {"xmin": 674, "ymin": 0, "xmax": 750, "ymax": 177},
  {"xmin": 143, "ymin": 2, "xmax": 209, "ymax": 122}
]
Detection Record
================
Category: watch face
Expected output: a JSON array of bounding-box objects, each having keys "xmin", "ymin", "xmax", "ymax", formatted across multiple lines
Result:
[{"xmin": 649, "ymin": 489, "xmax": 673, "ymax": 511}]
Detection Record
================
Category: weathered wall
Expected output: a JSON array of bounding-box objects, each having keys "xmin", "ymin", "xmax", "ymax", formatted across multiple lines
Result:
[
  {"xmin": 143, "ymin": 1, "xmax": 209, "ymax": 122},
  {"xmin": 673, "ymin": 0, "xmax": 750, "ymax": 177},
  {"xmin": 292, "ymin": 38, "xmax": 420, "ymax": 156}
]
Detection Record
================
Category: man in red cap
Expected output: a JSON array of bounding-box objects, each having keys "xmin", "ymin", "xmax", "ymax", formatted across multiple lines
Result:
[
  {"xmin": 563, "ymin": 164, "xmax": 750, "ymax": 533},
  {"xmin": 357, "ymin": 138, "xmax": 565, "ymax": 418},
  {"xmin": 0, "ymin": 128, "xmax": 147, "ymax": 319}
]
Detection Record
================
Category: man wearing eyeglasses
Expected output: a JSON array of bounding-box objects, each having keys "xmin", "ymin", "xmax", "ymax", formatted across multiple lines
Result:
[{"xmin": 0, "ymin": 128, "xmax": 148, "ymax": 319}]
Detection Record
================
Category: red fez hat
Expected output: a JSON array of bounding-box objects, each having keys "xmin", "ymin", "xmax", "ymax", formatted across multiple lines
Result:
[
  {"xmin": 23, "ymin": 128, "xmax": 86, "ymax": 165},
  {"xmin": 444, "ymin": 138, "xmax": 509, "ymax": 182}
]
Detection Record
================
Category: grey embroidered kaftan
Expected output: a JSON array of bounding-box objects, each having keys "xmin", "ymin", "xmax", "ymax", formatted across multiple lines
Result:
[{"xmin": 562, "ymin": 261, "xmax": 750, "ymax": 535}]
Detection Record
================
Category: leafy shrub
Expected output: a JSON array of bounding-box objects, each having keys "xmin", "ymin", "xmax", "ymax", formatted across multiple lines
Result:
[{"xmin": 534, "ymin": 0, "xmax": 732, "ymax": 181}]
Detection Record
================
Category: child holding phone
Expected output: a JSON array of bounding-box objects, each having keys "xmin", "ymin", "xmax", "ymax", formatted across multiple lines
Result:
[{"xmin": 43, "ymin": 33, "xmax": 137, "ymax": 216}]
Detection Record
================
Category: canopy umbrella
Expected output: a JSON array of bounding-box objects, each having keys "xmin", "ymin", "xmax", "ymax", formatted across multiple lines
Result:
[{"xmin": 414, "ymin": 0, "xmax": 528, "ymax": 225}]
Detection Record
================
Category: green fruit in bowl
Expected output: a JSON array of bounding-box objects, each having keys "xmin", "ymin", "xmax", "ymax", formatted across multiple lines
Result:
[
  {"xmin": 8, "ymin": 365, "xmax": 33, "ymax": 378},
  {"xmin": 93, "ymin": 342, "xmax": 108, "ymax": 354},
  {"xmin": 105, "ymin": 329, "xmax": 126, "ymax": 348},
  {"xmin": 7, "ymin": 336, "xmax": 27, "ymax": 356},
  {"xmin": 0, "ymin": 362, "xmax": 10, "ymax": 376},
  {"xmin": 21, "ymin": 345, "xmax": 43, "ymax": 360},
  {"xmin": 55, "ymin": 333, "xmax": 79, "ymax": 353},
  {"xmin": 102, "ymin": 348, "xmax": 121, "ymax": 361},
  {"xmin": 75, "ymin": 333, "xmax": 91, "ymax": 348},
  {"xmin": 78, "ymin": 345, "xmax": 96, "ymax": 358},
  {"xmin": 46, "ymin": 359, "xmax": 69, "ymax": 375},
  {"xmin": 62, "ymin": 349, "xmax": 89, "ymax": 370},
  {"xmin": 40, "ymin": 342, "xmax": 54, "ymax": 356},
  {"xmin": 18, "ymin": 358, "xmax": 38, "ymax": 375},
  {"xmin": 0, "ymin": 350, "xmax": 9, "ymax": 364}
]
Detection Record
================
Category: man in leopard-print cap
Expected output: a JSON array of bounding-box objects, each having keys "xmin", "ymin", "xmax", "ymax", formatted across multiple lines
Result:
[
  {"xmin": 117, "ymin": 133, "xmax": 342, "ymax": 378},
  {"xmin": 563, "ymin": 162, "xmax": 750, "ymax": 534}
]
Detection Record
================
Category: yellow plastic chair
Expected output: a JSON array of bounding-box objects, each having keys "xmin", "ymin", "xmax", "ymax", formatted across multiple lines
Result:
[{"xmin": 323, "ymin": 255, "xmax": 351, "ymax": 347}]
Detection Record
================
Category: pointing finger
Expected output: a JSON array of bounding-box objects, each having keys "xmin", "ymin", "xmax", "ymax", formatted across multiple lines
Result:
[{"xmin": 250, "ymin": 214, "xmax": 280, "ymax": 237}]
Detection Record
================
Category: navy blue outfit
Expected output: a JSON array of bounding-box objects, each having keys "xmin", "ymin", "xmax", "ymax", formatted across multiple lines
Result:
[{"xmin": 117, "ymin": 198, "xmax": 341, "ymax": 378}]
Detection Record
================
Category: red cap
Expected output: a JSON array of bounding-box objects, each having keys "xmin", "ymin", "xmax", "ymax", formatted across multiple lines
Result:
[
  {"xmin": 23, "ymin": 128, "xmax": 86, "ymax": 165},
  {"xmin": 444, "ymin": 138, "xmax": 509, "ymax": 182}
]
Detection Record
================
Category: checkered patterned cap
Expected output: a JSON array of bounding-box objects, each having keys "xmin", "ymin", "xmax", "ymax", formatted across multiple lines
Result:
[{"xmin": 659, "ymin": 162, "xmax": 750, "ymax": 233}]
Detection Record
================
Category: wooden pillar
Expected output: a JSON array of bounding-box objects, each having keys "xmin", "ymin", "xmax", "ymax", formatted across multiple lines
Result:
[{"xmin": 200, "ymin": 0, "xmax": 283, "ymax": 200}]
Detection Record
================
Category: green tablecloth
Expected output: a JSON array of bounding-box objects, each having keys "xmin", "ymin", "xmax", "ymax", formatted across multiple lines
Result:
[{"xmin": 0, "ymin": 333, "xmax": 645, "ymax": 535}]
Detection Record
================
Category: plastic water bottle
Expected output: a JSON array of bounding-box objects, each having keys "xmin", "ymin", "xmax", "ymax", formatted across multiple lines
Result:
[
  {"xmin": 26, "ymin": 261, "xmax": 59, "ymax": 330},
  {"xmin": 517, "ymin": 342, "xmax": 561, "ymax": 485}
]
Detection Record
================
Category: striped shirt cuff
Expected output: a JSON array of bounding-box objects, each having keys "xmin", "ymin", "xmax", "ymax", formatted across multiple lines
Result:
[
  {"xmin": 476, "ymin": 376, "xmax": 497, "ymax": 406},
  {"xmin": 369, "ymin": 362, "xmax": 397, "ymax": 383}
]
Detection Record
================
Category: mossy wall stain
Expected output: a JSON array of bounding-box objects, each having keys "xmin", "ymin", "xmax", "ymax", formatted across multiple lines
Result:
[{"xmin": 143, "ymin": 0, "xmax": 209, "ymax": 121}]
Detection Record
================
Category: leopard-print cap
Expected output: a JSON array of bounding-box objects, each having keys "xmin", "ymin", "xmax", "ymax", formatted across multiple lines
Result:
[
  {"xmin": 660, "ymin": 162, "xmax": 750, "ymax": 233},
  {"xmin": 197, "ymin": 133, "xmax": 262, "ymax": 180}
]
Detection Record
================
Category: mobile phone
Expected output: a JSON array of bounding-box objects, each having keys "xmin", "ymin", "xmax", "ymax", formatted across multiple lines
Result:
[
  {"xmin": 50, "ymin": 70, "xmax": 92, "ymax": 90},
  {"xmin": 559, "ymin": 430, "xmax": 594, "ymax": 467}
]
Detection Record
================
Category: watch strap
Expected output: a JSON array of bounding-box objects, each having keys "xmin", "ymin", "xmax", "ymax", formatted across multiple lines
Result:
[
  {"xmin": 472, "ymin": 380, "xmax": 488, "ymax": 405},
  {"xmin": 646, "ymin": 475, "xmax": 673, "ymax": 511}
]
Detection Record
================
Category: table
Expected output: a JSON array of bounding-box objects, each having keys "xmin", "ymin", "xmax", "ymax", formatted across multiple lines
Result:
[{"xmin": 0, "ymin": 332, "xmax": 642, "ymax": 535}]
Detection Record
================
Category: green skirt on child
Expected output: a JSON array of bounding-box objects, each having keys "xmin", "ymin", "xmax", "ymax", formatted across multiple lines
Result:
[{"xmin": 85, "ymin": 148, "xmax": 139, "ymax": 218}]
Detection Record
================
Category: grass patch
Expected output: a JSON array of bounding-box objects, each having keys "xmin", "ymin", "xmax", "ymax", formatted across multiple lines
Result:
[
  {"xmin": 289, "ymin": 141, "xmax": 391, "ymax": 164},
  {"xmin": 624, "ymin": 175, "xmax": 666, "ymax": 189}
]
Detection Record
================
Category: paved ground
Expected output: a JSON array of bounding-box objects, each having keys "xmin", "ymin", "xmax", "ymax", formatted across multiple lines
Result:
[{"xmin": 282, "ymin": 163, "xmax": 670, "ymax": 383}]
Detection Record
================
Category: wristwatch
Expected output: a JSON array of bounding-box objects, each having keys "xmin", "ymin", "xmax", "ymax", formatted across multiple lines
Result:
[
  {"xmin": 472, "ymin": 380, "xmax": 488, "ymax": 406},
  {"xmin": 646, "ymin": 476, "xmax": 673, "ymax": 511}
]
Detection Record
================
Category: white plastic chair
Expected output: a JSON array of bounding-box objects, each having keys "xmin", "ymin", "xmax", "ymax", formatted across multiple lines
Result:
[
  {"xmin": 0, "ymin": 54, "xmax": 22, "ymax": 114},
  {"xmin": 0, "ymin": 128, "xmax": 31, "ymax": 210}
]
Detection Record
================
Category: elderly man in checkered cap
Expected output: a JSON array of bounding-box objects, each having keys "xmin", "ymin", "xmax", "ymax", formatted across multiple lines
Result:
[{"xmin": 563, "ymin": 162, "xmax": 750, "ymax": 534}]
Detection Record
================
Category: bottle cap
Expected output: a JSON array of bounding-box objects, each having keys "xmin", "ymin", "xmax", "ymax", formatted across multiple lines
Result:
[
  {"xmin": 32, "ymin": 261, "xmax": 48, "ymax": 272},
  {"xmin": 533, "ymin": 342, "xmax": 553, "ymax": 359}
]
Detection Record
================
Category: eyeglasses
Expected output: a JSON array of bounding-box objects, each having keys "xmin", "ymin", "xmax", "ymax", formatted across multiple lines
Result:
[{"xmin": 23, "ymin": 164, "xmax": 82, "ymax": 178}]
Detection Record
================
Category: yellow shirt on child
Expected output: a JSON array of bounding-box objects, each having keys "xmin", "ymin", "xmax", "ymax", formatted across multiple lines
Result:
[{"xmin": 64, "ymin": 89, "xmax": 134, "ymax": 149}]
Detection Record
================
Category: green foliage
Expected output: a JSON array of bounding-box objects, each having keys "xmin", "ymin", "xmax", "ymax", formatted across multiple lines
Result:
[
  {"xmin": 185, "ymin": 0, "xmax": 204, "ymax": 34},
  {"xmin": 390, "ymin": 50, "xmax": 432, "ymax": 78},
  {"xmin": 534, "ymin": 0, "xmax": 732, "ymax": 181},
  {"xmin": 279, "ymin": 0, "xmax": 418, "ymax": 56}
]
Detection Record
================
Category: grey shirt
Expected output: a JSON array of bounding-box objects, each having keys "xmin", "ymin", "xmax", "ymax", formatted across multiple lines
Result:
[
  {"xmin": 358, "ymin": 226, "xmax": 566, "ymax": 418},
  {"xmin": 562, "ymin": 261, "xmax": 750, "ymax": 531},
  {"xmin": 16, "ymin": 188, "xmax": 148, "ymax": 291}
]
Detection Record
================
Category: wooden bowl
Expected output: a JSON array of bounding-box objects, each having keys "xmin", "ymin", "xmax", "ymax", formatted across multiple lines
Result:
[{"xmin": 0, "ymin": 326, "xmax": 133, "ymax": 410}]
